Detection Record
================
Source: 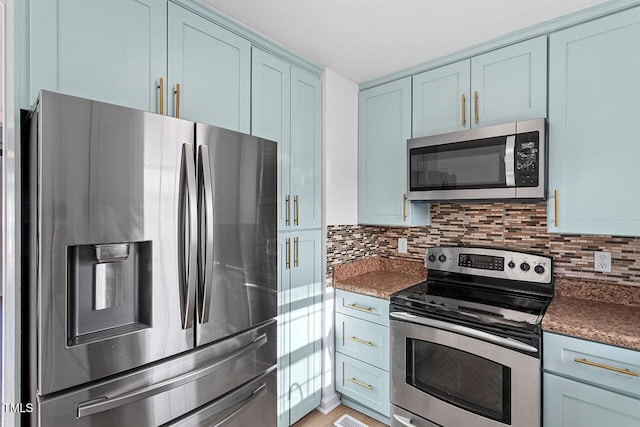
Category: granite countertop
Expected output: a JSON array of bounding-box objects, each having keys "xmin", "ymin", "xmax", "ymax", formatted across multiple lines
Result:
[
  {"xmin": 332, "ymin": 257, "xmax": 427, "ymax": 300},
  {"xmin": 542, "ymin": 277, "xmax": 640, "ymax": 351}
]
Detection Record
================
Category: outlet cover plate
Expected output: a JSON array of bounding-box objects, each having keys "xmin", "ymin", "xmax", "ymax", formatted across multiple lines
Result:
[
  {"xmin": 398, "ymin": 238, "xmax": 408, "ymax": 254},
  {"xmin": 594, "ymin": 251, "xmax": 611, "ymax": 273}
]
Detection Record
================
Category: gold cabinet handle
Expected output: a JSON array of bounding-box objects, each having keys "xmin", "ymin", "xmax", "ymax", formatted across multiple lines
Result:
[
  {"xmin": 346, "ymin": 303, "xmax": 373, "ymax": 313},
  {"xmin": 294, "ymin": 195, "xmax": 299, "ymax": 226},
  {"xmin": 348, "ymin": 336, "xmax": 373, "ymax": 346},
  {"xmin": 285, "ymin": 195, "xmax": 290, "ymax": 226},
  {"xmin": 474, "ymin": 90, "xmax": 479, "ymax": 124},
  {"xmin": 294, "ymin": 237, "xmax": 299, "ymax": 267},
  {"xmin": 574, "ymin": 358, "xmax": 639, "ymax": 377},
  {"xmin": 285, "ymin": 238, "xmax": 291, "ymax": 269},
  {"xmin": 461, "ymin": 94, "xmax": 466, "ymax": 126},
  {"xmin": 402, "ymin": 194, "xmax": 407, "ymax": 222},
  {"xmin": 554, "ymin": 189, "xmax": 559, "ymax": 227},
  {"xmin": 157, "ymin": 77, "xmax": 164, "ymax": 115},
  {"xmin": 174, "ymin": 83, "xmax": 181, "ymax": 118},
  {"xmin": 347, "ymin": 377, "xmax": 373, "ymax": 390}
]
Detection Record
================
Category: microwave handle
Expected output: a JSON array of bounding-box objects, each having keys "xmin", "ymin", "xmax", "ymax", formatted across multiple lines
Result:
[{"xmin": 504, "ymin": 135, "xmax": 516, "ymax": 187}]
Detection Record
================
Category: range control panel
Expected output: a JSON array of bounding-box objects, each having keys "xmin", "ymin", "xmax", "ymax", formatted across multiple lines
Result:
[{"xmin": 426, "ymin": 246, "xmax": 552, "ymax": 284}]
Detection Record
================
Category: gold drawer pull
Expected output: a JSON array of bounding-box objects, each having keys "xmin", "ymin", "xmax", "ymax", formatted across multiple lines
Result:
[
  {"xmin": 346, "ymin": 303, "xmax": 373, "ymax": 313},
  {"xmin": 347, "ymin": 377, "xmax": 373, "ymax": 390},
  {"xmin": 574, "ymin": 358, "xmax": 640, "ymax": 377},
  {"xmin": 348, "ymin": 336, "xmax": 373, "ymax": 346}
]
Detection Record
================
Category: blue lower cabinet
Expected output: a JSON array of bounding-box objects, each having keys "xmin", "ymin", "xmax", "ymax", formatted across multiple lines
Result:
[
  {"xmin": 543, "ymin": 332, "xmax": 640, "ymax": 427},
  {"xmin": 334, "ymin": 290, "xmax": 390, "ymax": 424},
  {"xmin": 278, "ymin": 230, "xmax": 322, "ymax": 427},
  {"xmin": 543, "ymin": 373, "xmax": 640, "ymax": 427},
  {"xmin": 336, "ymin": 353, "xmax": 390, "ymax": 421}
]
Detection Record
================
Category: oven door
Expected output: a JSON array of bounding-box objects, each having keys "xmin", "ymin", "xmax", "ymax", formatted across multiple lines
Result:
[{"xmin": 390, "ymin": 315, "xmax": 540, "ymax": 427}]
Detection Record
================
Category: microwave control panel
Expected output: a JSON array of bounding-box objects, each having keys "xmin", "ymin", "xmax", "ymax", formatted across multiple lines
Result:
[{"xmin": 515, "ymin": 131, "xmax": 539, "ymax": 187}]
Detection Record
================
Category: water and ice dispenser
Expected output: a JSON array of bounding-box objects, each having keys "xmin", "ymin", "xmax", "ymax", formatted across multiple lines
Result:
[{"xmin": 67, "ymin": 241, "xmax": 152, "ymax": 346}]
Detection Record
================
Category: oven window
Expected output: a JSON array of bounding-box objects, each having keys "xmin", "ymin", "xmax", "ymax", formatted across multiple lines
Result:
[
  {"xmin": 406, "ymin": 339, "xmax": 511, "ymax": 424},
  {"xmin": 409, "ymin": 136, "xmax": 507, "ymax": 191}
]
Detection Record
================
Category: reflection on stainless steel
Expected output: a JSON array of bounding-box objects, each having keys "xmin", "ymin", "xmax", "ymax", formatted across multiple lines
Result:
[{"xmin": 23, "ymin": 91, "xmax": 277, "ymax": 426}]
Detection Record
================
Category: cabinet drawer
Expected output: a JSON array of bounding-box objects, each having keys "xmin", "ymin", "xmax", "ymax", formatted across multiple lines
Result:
[
  {"xmin": 335, "ymin": 313, "xmax": 389, "ymax": 370},
  {"xmin": 543, "ymin": 332, "xmax": 640, "ymax": 398},
  {"xmin": 336, "ymin": 353, "xmax": 390, "ymax": 417},
  {"xmin": 335, "ymin": 290, "xmax": 389, "ymax": 326}
]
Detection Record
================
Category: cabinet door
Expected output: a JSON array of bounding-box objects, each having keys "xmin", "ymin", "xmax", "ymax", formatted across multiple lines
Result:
[
  {"xmin": 30, "ymin": 0, "xmax": 166, "ymax": 112},
  {"xmin": 287, "ymin": 230, "xmax": 322, "ymax": 425},
  {"xmin": 471, "ymin": 35, "xmax": 547, "ymax": 128},
  {"xmin": 412, "ymin": 60, "xmax": 471, "ymax": 137},
  {"xmin": 359, "ymin": 78, "xmax": 429, "ymax": 226},
  {"xmin": 252, "ymin": 48, "xmax": 292, "ymax": 231},
  {"xmin": 548, "ymin": 8, "xmax": 640, "ymax": 236},
  {"xmin": 277, "ymin": 232, "xmax": 292, "ymax": 427},
  {"xmin": 290, "ymin": 68, "xmax": 322, "ymax": 230},
  {"xmin": 167, "ymin": 2, "xmax": 250, "ymax": 132},
  {"xmin": 543, "ymin": 373, "xmax": 640, "ymax": 427}
]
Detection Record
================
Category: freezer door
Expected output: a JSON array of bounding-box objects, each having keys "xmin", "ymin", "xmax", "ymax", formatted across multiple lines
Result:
[
  {"xmin": 26, "ymin": 91, "xmax": 197, "ymax": 395},
  {"xmin": 195, "ymin": 123, "xmax": 277, "ymax": 346},
  {"xmin": 36, "ymin": 320, "xmax": 276, "ymax": 427}
]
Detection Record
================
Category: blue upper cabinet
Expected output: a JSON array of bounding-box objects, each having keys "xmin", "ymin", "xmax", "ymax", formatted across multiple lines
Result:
[
  {"xmin": 548, "ymin": 7, "xmax": 640, "ymax": 236},
  {"xmin": 253, "ymin": 48, "xmax": 321, "ymax": 232},
  {"xmin": 252, "ymin": 49, "xmax": 292, "ymax": 231},
  {"xmin": 168, "ymin": 2, "xmax": 251, "ymax": 133},
  {"xmin": 412, "ymin": 36, "xmax": 547, "ymax": 138},
  {"xmin": 413, "ymin": 61, "xmax": 471, "ymax": 138},
  {"xmin": 471, "ymin": 36, "xmax": 547, "ymax": 127},
  {"xmin": 359, "ymin": 78, "xmax": 430, "ymax": 226},
  {"xmin": 290, "ymin": 68, "xmax": 322, "ymax": 230},
  {"xmin": 30, "ymin": 0, "xmax": 167, "ymax": 112}
]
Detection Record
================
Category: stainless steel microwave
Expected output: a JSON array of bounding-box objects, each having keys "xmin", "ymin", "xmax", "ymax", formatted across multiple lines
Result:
[{"xmin": 407, "ymin": 118, "xmax": 546, "ymax": 201}]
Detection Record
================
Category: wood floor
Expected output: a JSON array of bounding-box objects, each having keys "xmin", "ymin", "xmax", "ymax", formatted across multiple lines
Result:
[{"xmin": 292, "ymin": 404, "xmax": 388, "ymax": 427}]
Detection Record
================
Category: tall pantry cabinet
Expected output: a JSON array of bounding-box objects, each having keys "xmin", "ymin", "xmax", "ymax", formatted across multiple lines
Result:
[
  {"xmin": 29, "ymin": 2, "xmax": 324, "ymax": 426},
  {"xmin": 251, "ymin": 48, "xmax": 323, "ymax": 427}
]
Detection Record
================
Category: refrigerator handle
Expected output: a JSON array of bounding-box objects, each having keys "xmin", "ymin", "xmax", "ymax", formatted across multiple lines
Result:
[
  {"xmin": 178, "ymin": 143, "xmax": 197, "ymax": 330},
  {"xmin": 76, "ymin": 333, "xmax": 269, "ymax": 418},
  {"xmin": 197, "ymin": 145, "xmax": 214, "ymax": 324},
  {"xmin": 211, "ymin": 384, "xmax": 268, "ymax": 427}
]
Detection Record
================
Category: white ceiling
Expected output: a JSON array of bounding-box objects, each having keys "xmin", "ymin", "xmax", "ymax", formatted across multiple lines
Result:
[{"xmin": 203, "ymin": 0, "xmax": 609, "ymax": 83}]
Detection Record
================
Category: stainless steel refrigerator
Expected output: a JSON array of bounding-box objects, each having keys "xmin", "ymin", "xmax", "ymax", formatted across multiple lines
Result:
[{"xmin": 22, "ymin": 91, "xmax": 277, "ymax": 426}]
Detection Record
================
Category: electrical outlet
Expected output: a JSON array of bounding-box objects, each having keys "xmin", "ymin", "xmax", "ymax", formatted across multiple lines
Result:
[
  {"xmin": 398, "ymin": 238, "xmax": 408, "ymax": 254},
  {"xmin": 594, "ymin": 251, "xmax": 612, "ymax": 273}
]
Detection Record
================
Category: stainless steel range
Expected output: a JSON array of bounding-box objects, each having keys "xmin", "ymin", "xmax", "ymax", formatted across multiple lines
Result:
[{"xmin": 389, "ymin": 247, "xmax": 553, "ymax": 427}]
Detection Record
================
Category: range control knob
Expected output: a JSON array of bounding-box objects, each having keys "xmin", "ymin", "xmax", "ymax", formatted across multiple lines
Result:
[
  {"xmin": 534, "ymin": 265, "xmax": 546, "ymax": 275},
  {"xmin": 520, "ymin": 262, "xmax": 531, "ymax": 272},
  {"xmin": 508, "ymin": 261, "xmax": 516, "ymax": 269},
  {"xmin": 438, "ymin": 254, "xmax": 447, "ymax": 262},
  {"xmin": 428, "ymin": 254, "xmax": 437, "ymax": 263}
]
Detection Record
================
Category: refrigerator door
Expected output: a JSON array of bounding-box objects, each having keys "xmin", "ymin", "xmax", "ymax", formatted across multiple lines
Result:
[
  {"xmin": 37, "ymin": 321, "xmax": 276, "ymax": 427},
  {"xmin": 28, "ymin": 91, "xmax": 196, "ymax": 395},
  {"xmin": 195, "ymin": 123, "xmax": 277, "ymax": 346}
]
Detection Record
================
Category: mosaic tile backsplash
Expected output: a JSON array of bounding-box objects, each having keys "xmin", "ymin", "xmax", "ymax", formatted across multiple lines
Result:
[{"xmin": 326, "ymin": 202, "xmax": 640, "ymax": 286}]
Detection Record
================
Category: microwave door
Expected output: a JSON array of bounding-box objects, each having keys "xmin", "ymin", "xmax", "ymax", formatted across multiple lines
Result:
[{"xmin": 408, "ymin": 137, "xmax": 516, "ymax": 201}]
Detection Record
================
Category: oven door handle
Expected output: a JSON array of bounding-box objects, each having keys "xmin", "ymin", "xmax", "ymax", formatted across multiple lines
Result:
[{"xmin": 390, "ymin": 311, "xmax": 538, "ymax": 353}]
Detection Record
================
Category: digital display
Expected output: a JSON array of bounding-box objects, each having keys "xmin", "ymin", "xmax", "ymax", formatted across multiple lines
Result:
[{"xmin": 459, "ymin": 254, "xmax": 505, "ymax": 271}]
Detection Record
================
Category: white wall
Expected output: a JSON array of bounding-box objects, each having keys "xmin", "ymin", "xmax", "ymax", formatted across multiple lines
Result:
[{"xmin": 322, "ymin": 68, "xmax": 358, "ymax": 226}]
